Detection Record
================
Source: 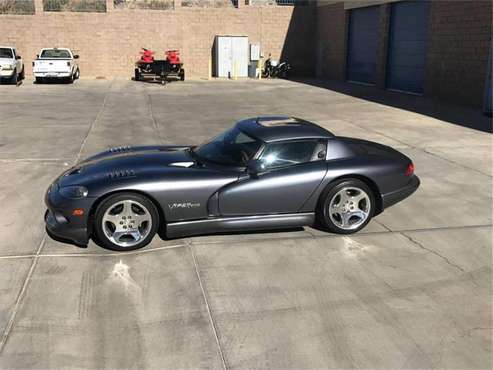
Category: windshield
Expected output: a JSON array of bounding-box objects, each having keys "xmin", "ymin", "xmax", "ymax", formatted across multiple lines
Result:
[
  {"xmin": 40, "ymin": 49, "xmax": 71, "ymax": 58},
  {"xmin": 0, "ymin": 48, "xmax": 13, "ymax": 59},
  {"xmin": 194, "ymin": 127, "xmax": 262, "ymax": 167}
]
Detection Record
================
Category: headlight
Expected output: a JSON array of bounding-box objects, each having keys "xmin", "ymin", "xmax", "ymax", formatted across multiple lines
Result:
[
  {"xmin": 1, "ymin": 64, "xmax": 14, "ymax": 70},
  {"xmin": 59, "ymin": 186, "xmax": 89, "ymax": 199}
]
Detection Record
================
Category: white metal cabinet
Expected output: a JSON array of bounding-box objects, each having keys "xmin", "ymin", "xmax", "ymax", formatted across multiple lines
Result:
[{"xmin": 215, "ymin": 36, "xmax": 248, "ymax": 78}]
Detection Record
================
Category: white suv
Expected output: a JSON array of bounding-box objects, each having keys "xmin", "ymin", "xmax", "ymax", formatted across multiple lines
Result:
[{"xmin": 0, "ymin": 46, "xmax": 24, "ymax": 84}]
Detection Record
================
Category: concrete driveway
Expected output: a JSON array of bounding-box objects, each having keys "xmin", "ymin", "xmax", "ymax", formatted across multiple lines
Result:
[{"xmin": 0, "ymin": 78, "xmax": 491, "ymax": 369}]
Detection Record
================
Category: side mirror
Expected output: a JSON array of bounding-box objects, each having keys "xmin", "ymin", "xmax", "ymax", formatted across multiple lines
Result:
[
  {"xmin": 246, "ymin": 159, "xmax": 265, "ymax": 176},
  {"xmin": 16, "ymin": 55, "xmax": 21, "ymax": 60},
  {"xmin": 73, "ymin": 55, "xmax": 79, "ymax": 59}
]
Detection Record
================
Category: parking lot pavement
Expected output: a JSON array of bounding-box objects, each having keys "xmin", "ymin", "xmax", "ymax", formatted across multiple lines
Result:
[{"xmin": 0, "ymin": 78, "xmax": 491, "ymax": 369}]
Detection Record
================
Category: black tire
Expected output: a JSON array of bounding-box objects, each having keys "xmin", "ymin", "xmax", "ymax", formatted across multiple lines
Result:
[
  {"xmin": 93, "ymin": 192, "xmax": 159, "ymax": 251},
  {"xmin": 180, "ymin": 69, "xmax": 185, "ymax": 81},
  {"xmin": 10, "ymin": 70, "xmax": 18, "ymax": 85},
  {"xmin": 317, "ymin": 178, "xmax": 375, "ymax": 234},
  {"xmin": 134, "ymin": 68, "xmax": 140, "ymax": 81},
  {"xmin": 74, "ymin": 68, "xmax": 80, "ymax": 80},
  {"xmin": 67, "ymin": 73, "xmax": 74, "ymax": 84},
  {"xmin": 35, "ymin": 77, "xmax": 43, "ymax": 84}
]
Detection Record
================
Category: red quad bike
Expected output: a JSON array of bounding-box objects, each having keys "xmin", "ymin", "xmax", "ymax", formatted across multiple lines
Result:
[{"xmin": 134, "ymin": 48, "xmax": 185, "ymax": 85}]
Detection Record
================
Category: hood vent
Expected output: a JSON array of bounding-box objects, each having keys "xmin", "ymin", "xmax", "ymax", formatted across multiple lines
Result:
[
  {"xmin": 107, "ymin": 169, "xmax": 136, "ymax": 180},
  {"xmin": 108, "ymin": 146, "xmax": 132, "ymax": 153}
]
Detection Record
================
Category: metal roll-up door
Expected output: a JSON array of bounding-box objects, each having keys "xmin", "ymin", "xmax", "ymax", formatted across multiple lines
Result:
[
  {"xmin": 387, "ymin": 1, "xmax": 430, "ymax": 94},
  {"xmin": 346, "ymin": 6, "xmax": 379, "ymax": 85}
]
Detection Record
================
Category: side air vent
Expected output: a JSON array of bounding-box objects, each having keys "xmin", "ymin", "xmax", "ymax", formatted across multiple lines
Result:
[
  {"xmin": 108, "ymin": 146, "xmax": 132, "ymax": 153},
  {"xmin": 107, "ymin": 169, "xmax": 136, "ymax": 179}
]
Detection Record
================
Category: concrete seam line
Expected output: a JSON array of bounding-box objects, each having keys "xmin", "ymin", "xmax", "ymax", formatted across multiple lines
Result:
[
  {"xmin": 189, "ymin": 244, "xmax": 228, "ymax": 370},
  {"xmin": 0, "ymin": 158, "xmax": 71, "ymax": 163},
  {"xmin": 0, "ymin": 243, "xmax": 187, "ymax": 260},
  {"xmin": 38, "ymin": 243, "xmax": 188, "ymax": 258},
  {"xmin": 1, "ymin": 224, "xmax": 491, "ymax": 261},
  {"xmin": 0, "ymin": 236, "xmax": 46, "ymax": 354},
  {"xmin": 74, "ymin": 79, "xmax": 113, "ymax": 164},
  {"xmin": 422, "ymin": 148, "xmax": 493, "ymax": 178},
  {"xmin": 346, "ymin": 117, "xmax": 417, "ymax": 150},
  {"xmin": 147, "ymin": 93, "xmax": 165, "ymax": 144}
]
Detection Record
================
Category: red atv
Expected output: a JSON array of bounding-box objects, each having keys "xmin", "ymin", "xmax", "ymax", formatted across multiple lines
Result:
[{"xmin": 134, "ymin": 48, "xmax": 185, "ymax": 85}]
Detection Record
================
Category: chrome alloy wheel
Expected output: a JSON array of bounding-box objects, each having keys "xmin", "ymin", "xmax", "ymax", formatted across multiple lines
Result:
[
  {"xmin": 102, "ymin": 200, "xmax": 152, "ymax": 248},
  {"xmin": 328, "ymin": 187, "xmax": 371, "ymax": 230}
]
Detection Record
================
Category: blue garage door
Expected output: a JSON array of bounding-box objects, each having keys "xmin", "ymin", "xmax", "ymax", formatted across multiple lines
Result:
[
  {"xmin": 346, "ymin": 6, "xmax": 379, "ymax": 85},
  {"xmin": 387, "ymin": 1, "xmax": 430, "ymax": 94}
]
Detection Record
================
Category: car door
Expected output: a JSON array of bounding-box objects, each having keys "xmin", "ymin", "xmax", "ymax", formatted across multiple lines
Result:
[{"xmin": 218, "ymin": 139, "xmax": 328, "ymax": 216}]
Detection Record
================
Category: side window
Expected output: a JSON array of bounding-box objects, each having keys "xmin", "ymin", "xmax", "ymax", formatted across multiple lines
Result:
[
  {"xmin": 259, "ymin": 140, "xmax": 326, "ymax": 169},
  {"xmin": 12, "ymin": 49, "xmax": 16, "ymax": 58}
]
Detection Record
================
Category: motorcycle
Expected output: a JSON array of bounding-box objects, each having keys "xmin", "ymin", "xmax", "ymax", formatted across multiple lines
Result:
[{"xmin": 262, "ymin": 54, "xmax": 291, "ymax": 78}]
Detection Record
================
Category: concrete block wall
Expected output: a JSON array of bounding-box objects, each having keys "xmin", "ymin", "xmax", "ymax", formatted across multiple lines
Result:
[
  {"xmin": 426, "ymin": 0, "xmax": 492, "ymax": 107},
  {"xmin": 0, "ymin": 2, "xmax": 315, "ymax": 78}
]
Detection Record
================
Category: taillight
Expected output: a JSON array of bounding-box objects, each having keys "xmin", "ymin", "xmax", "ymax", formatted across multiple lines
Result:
[{"xmin": 405, "ymin": 163, "xmax": 414, "ymax": 176}]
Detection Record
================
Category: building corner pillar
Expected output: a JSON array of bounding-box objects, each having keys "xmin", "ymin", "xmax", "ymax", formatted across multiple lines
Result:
[
  {"xmin": 376, "ymin": 3, "xmax": 391, "ymax": 89},
  {"xmin": 34, "ymin": 0, "xmax": 44, "ymax": 15}
]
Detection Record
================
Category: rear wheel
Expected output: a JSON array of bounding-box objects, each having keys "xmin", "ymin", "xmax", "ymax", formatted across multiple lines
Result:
[
  {"xmin": 134, "ymin": 68, "xmax": 140, "ymax": 81},
  {"xmin": 94, "ymin": 193, "xmax": 159, "ymax": 251},
  {"xmin": 317, "ymin": 179, "xmax": 374, "ymax": 234},
  {"xmin": 180, "ymin": 69, "xmax": 185, "ymax": 81}
]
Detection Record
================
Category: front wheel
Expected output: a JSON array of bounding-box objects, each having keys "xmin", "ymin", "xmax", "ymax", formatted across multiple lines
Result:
[
  {"xmin": 93, "ymin": 193, "xmax": 159, "ymax": 251},
  {"xmin": 10, "ymin": 70, "xmax": 18, "ymax": 85},
  {"xmin": 317, "ymin": 179, "xmax": 374, "ymax": 234}
]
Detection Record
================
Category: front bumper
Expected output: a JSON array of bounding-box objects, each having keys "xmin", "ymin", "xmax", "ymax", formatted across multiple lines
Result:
[
  {"xmin": 382, "ymin": 175, "xmax": 420, "ymax": 209},
  {"xmin": 44, "ymin": 184, "xmax": 94, "ymax": 245},
  {"xmin": 34, "ymin": 71, "xmax": 71, "ymax": 78},
  {"xmin": 0, "ymin": 70, "xmax": 14, "ymax": 77}
]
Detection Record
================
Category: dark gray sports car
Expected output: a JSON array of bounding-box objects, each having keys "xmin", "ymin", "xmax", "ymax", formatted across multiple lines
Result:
[{"xmin": 45, "ymin": 116, "xmax": 419, "ymax": 251}]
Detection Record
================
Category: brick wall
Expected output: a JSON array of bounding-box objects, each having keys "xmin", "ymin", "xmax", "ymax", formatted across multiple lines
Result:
[
  {"xmin": 0, "ymin": 2, "xmax": 315, "ymax": 78},
  {"xmin": 425, "ymin": 0, "xmax": 492, "ymax": 107},
  {"xmin": 315, "ymin": 2, "xmax": 346, "ymax": 80}
]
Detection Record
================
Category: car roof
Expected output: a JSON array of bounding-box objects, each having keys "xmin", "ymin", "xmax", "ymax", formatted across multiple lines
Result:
[
  {"xmin": 0, "ymin": 46, "xmax": 14, "ymax": 49},
  {"xmin": 40, "ymin": 47, "xmax": 71, "ymax": 51},
  {"xmin": 236, "ymin": 116, "xmax": 334, "ymax": 143}
]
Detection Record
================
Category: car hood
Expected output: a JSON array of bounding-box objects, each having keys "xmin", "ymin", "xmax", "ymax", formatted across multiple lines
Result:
[
  {"xmin": 0, "ymin": 57, "xmax": 14, "ymax": 65},
  {"xmin": 57, "ymin": 145, "xmax": 195, "ymax": 187}
]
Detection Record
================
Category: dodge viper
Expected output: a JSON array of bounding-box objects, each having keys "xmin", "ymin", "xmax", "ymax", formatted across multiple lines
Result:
[{"xmin": 45, "ymin": 116, "xmax": 420, "ymax": 251}]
